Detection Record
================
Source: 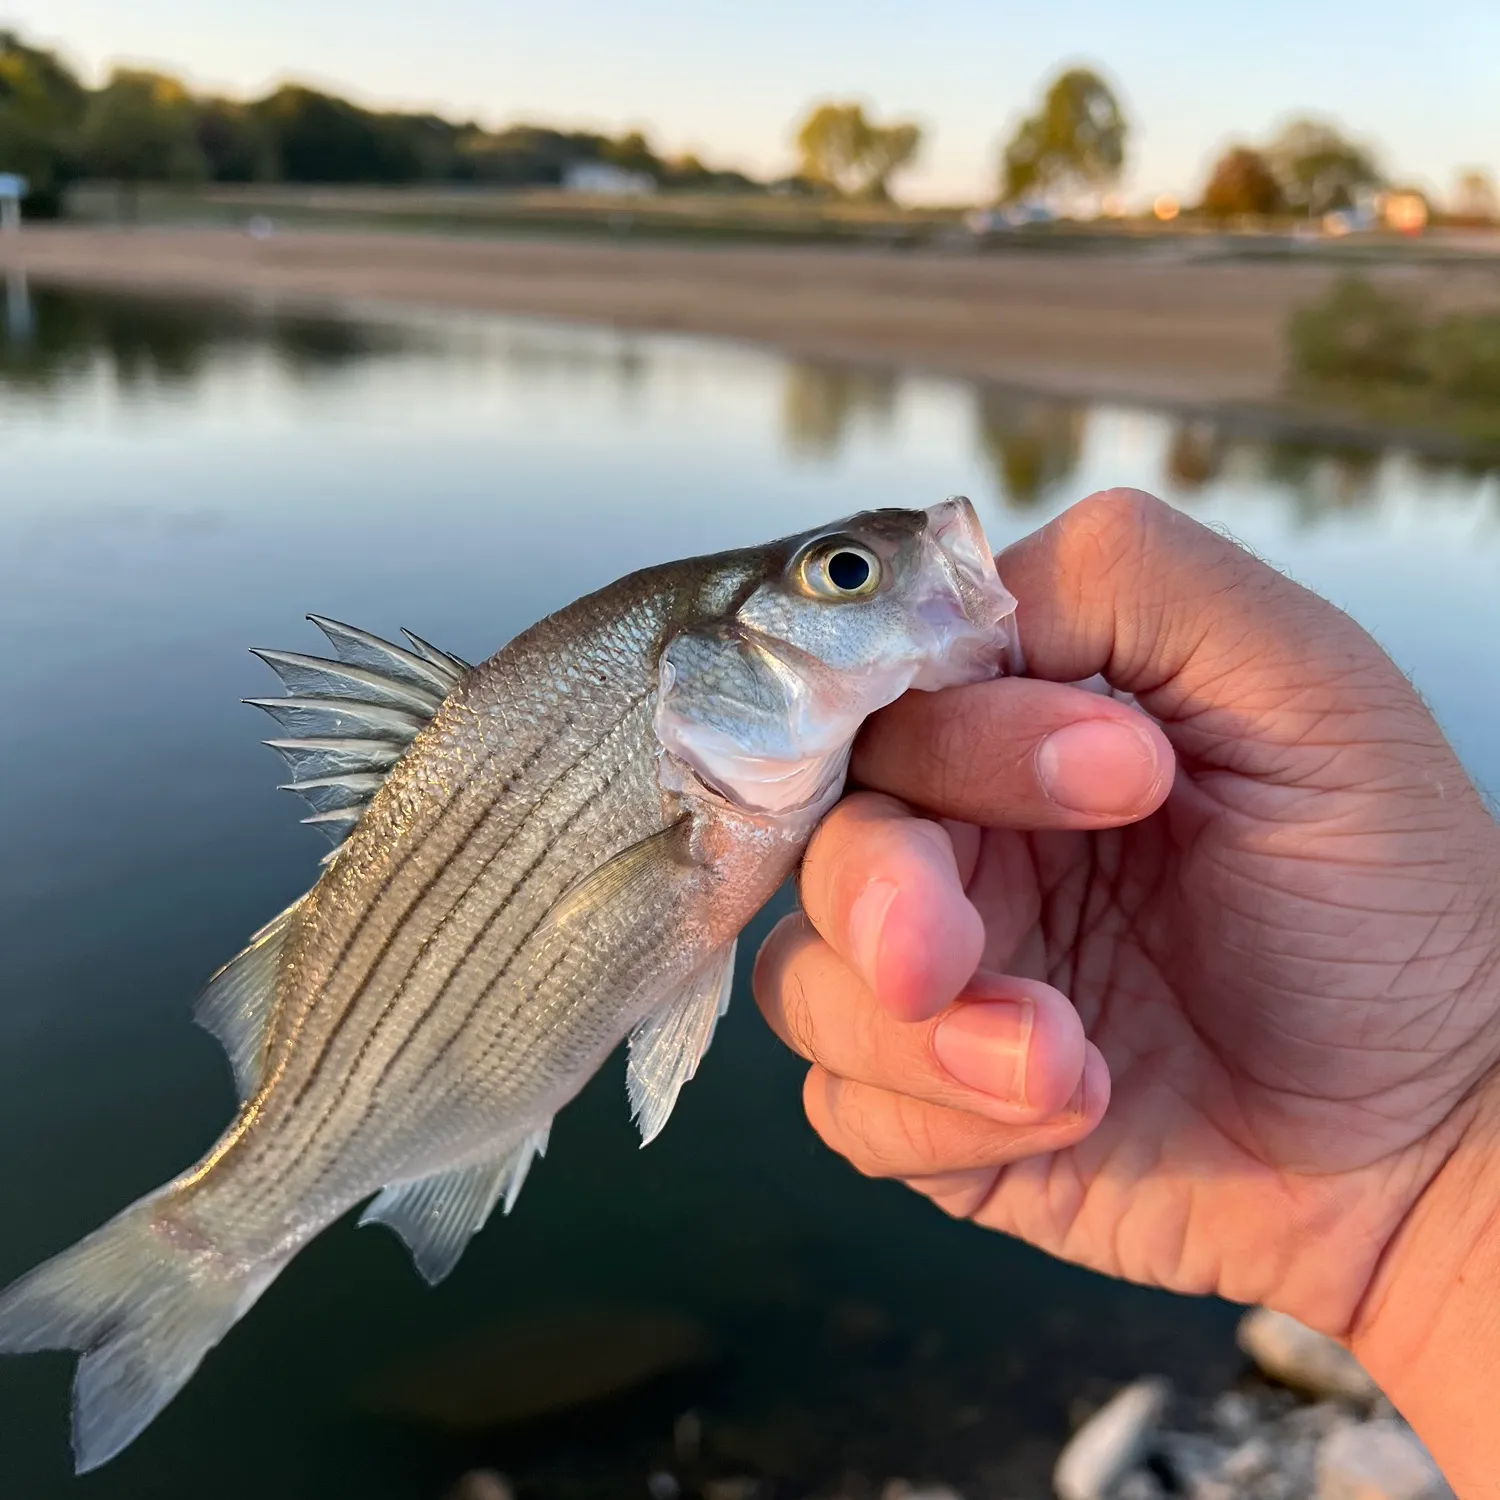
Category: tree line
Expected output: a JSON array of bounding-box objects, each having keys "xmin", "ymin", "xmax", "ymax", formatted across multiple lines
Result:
[
  {"xmin": 3, "ymin": 27, "xmax": 1492, "ymax": 223},
  {"xmin": 791, "ymin": 71, "xmax": 1490, "ymax": 222},
  {"xmin": 0, "ymin": 29, "xmax": 761, "ymax": 214}
]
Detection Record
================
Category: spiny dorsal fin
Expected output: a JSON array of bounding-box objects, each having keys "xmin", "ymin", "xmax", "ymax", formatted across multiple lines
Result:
[
  {"xmin": 626, "ymin": 940, "xmax": 736, "ymax": 1146},
  {"xmin": 246, "ymin": 617, "xmax": 468, "ymax": 850},
  {"xmin": 359, "ymin": 1125, "xmax": 552, "ymax": 1284},
  {"xmin": 193, "ymin": 898, "xmax": 304, "ymax": 1101}
]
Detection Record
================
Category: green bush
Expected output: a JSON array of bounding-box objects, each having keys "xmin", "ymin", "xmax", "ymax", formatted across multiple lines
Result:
[
  {"xmin": 1287, "ymin": 276, "xmax": 1426, "ymax": 384},
  {"xmin": 1422, "ymin": 312, "xmax": 1500, "ymax": 402},
  {"xmin": 1286, "ymin": 277, "xmax": 1500, "ymax": 443}
]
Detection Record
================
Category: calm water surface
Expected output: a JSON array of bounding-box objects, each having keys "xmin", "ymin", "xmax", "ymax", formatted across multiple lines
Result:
[{"xmin": 1, "ymin": 284, "xmax": 1497, "ymax": 1500}]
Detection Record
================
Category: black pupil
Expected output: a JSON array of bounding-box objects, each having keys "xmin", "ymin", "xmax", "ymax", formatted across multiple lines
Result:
[{"xmin": 827, "ymin": 550, "xmax": 872, "ymax": 592}]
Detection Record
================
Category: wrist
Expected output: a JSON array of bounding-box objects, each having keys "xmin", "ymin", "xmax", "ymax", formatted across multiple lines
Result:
[{"xmin": 1350, "ymin": 1064, "xmax": 1500, "ymax": 1497}]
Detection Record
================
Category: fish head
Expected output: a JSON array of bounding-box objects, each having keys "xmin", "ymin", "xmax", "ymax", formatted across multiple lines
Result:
[{"xmin": 655, "ymin": 496, "xmax": 1019, "ymax": 816}]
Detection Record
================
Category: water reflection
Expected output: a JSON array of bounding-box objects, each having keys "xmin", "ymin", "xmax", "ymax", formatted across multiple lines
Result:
[
  {"xmin": 1164, "ymin": 419, "xmax": 1223, "ymax": 494},
  {"xmin": 2, "ymin": 283, "xmax": 1500, "ymax": 1500},
  {"xmin": 0, "ymin": 284, "xmax": 424, "ymax": 395},
  {"xmin": 781, "ymin": 360, "xmax": 897, "ymax": 460},
  {"xmin": 4, "ymin": 269, "xmax": 31, "ymax": 344},
  {"xmin": 1157, "ymin": 414, "xmax": 1487, "ymax": 525},
  {"xmin": 973, "ymin": 389, "xmax": 1088, "ymax": 508}
]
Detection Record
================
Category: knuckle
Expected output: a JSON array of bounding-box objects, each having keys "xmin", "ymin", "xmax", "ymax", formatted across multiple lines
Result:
[
  {"xmin": 780, "ymin": 968, "xmax": 824, "ymax": 1064},
  {"xmin": 1067, "ymin": 486, "xmax": 1169, "ymax": 555}
]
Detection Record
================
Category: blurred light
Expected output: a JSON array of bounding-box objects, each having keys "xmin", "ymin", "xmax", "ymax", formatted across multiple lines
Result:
[
  {"xmin": 1152, "ymin": 195, "xmax": 1180, "ymax": 222},
  {"xmin": 1382, "ymin": 191, "xmax": 1430, "ymax": 235}
]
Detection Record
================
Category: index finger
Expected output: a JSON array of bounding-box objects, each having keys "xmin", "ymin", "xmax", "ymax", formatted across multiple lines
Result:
[{"xmin": 855, "ymin": 487, "xmax": 1441, "ymax": 811}]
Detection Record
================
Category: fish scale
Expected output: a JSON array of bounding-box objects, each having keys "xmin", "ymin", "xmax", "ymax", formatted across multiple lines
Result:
[{"xmin": 0, "ymin": 498, "xmax": 1018, "ymax": 1472}]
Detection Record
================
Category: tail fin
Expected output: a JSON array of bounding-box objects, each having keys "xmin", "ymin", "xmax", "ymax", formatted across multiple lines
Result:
[{"xmin": 0, "ymin": 1196, "xmax": 286, "ymax": 1472}]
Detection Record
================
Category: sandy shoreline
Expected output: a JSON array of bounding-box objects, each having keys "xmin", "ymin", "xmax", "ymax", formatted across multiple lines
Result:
[{"xmin": 4, "ymin": 226, "xmax": 1500, "ymax": 426}]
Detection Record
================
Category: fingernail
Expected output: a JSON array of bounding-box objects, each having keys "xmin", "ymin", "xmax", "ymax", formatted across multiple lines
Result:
[
  {"xmin": 1036, "ymin": 718, "xmax": 1160, "ymax": 816},
  {"xmin": 846, "ymin": 878, "xmax": 899, "ymax": 989},
  {"xmin": 932, "ymin": 999, "xmax": 1034, "ymax": 1104}
]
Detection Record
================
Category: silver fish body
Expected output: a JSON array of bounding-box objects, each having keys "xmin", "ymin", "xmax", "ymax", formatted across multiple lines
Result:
[{"xmin": 0, "ymin": 498, "xmax": 1018, "ymax": 1470}]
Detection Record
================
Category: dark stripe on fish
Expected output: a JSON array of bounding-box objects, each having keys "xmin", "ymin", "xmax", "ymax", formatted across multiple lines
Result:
[{"xmin": 293, "ymin": 704, "xmax": 648, "ymax": 1169}]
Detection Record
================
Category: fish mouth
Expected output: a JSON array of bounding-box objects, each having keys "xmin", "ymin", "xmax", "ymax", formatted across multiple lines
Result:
[{"xmin": 917, "ymin": 497, "xmax": 1023, "ymax": 679}]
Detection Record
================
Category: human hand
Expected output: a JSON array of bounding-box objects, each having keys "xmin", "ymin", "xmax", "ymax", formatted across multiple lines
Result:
[{"xmin": 753, "ymin": 490, "xmax": 1500, "ymax": 1478}]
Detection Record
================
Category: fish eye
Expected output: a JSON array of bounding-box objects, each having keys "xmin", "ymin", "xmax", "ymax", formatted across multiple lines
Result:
[{"xmin": 797, "ymin": 540, "xmax": 882, "ymax": 600}]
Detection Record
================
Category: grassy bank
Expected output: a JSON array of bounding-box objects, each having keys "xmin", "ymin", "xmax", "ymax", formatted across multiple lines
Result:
[
  {"xmin": 1285, "ymin": 277, "xmax": 1500, "ymax": 450},
  {"xmin": 57, "ymin": 183, "xmax": 1500, "ymax": 265}
]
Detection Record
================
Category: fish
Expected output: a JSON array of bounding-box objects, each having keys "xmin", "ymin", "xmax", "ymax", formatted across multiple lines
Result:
[{"xmin": 0, "ymin": 497, "xmax": 1018, "ymax": 1471}]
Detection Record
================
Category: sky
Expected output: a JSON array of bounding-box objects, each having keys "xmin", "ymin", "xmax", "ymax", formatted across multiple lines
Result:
[{"xmin": 8, "ymin": 0, "xmax": 1499, "ymax": 205}]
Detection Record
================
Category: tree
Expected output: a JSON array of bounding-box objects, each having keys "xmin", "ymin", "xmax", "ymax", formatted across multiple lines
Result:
[
  {"xmin": 602, "ymin": 128, "xmax": 658, "ymax": 178},
  {"xmin": 974, "ymin": 391, "xmax": 1086, "ymax": 507},
  {"xmin": 0, "ymin": 30, "xmax": 88, "ymax": 207},
  {"xmin": 253, "ymin": 86, "xmax": 429, "ymax": 183},
  {"xmin": 1199, "ymin": 145, "xmax": 1283, "ymax": 218},
  {"xmin": 194, "ymin": 98, "xmax": 274, "ymax": 182},
  {"xmin": 794, "ymin": 101, "xmax": 922, "ymax": 200},
  {"xmin": 1264, "ymin": 117, "xmax": 1381, "ymax": 217},
  {"xmin": 1000, "ymin": 67, "xmax": 1126, "ymax": 205},
  {"xmin": 1453, "ymin": 168, "xmax": 1499, "ymax": 223},
  {"xmin": 76, "ymin": 69, "xmax": 207, "ymax": 187}
]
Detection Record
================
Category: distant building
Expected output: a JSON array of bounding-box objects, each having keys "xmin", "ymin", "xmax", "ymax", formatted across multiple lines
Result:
[
  {"xmin": 0, "ymin": 173, "xmax": 28, "ymax": 233},
  {"xmin": 965, "ymin": 202, "xmax": 1055, "ymax": 235},
  {"xmin": 561, "ymin": 163, "xmax": 658, "ymax": 197}
]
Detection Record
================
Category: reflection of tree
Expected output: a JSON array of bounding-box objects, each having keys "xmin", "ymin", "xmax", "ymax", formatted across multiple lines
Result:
[
  {"xmin": 1164, "ymin": 420, "xmax": 1224, "ymax": 495},
  {"xmin": 781, "ymin": 361, "xmax": 897, "ymax": 460},
  {"xmin": 973, "ymin": 390, "xmax": 1086, "ymax": 508},
  {"xmin": 1263, "ymin": 436, "xmax": 1380, "ymax": 518},
  {"xmin": 492, "ymin": 335, "xmax": 646, "ymax": 392},
  {"xmin": 0, "ymin": 286, "xmax": 419, "ymax": 394}
]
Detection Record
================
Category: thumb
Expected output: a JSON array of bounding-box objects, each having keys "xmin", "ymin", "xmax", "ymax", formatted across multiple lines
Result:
[{"xmin": 861, "ymin": 489, "xmax": 1458, "ymax": 801}]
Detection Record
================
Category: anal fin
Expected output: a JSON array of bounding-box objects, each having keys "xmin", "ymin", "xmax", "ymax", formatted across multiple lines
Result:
[
  {"xmin": 627, "ymin": 939, "xmax": 737, "ymax": 1147},
  {"xmin": 359, "ymin": 1124, "xmax": 551, "ymax": 1285}
]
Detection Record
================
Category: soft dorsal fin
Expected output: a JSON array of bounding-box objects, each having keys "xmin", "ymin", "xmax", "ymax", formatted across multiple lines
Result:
[
  {"xmin": 359, "ymin": 1125, "xmax": 552, "ymax": 1284},
  {"xmin": 193, "ymin": 898, "xmax": 304, "ymax": 1101},
  {"xmin": 246, "ymin": 616, "xmax": 469, "ymax": 850},
  {"xmin": 626, "ymin": 939, "xmax": 737, "ymax": 1146}
]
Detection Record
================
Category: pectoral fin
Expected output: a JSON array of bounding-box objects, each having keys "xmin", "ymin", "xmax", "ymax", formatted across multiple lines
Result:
[
  {"xmin": 533, "ymin": 820, "xmax": 692, "ymax": 949},
  {"xmin": 626, "ymin": 939, "xmax": 737, "ymax": 1146},
  {"xmin": 359, "ymin": 1125, "xmax": 552, "ymax": 1285}
]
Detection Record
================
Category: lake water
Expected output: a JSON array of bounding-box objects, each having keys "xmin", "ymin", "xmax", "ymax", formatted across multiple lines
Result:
[{"xmin": 1, "ymin": 281, "xmax": 1497, "ymax": 1500}]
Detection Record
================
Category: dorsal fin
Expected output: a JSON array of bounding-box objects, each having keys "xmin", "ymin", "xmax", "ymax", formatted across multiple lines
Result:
[
  {"xmin": 193, "ymin": 899, "xmax": 303, "ymax": 1101},
  {"xmin": 246, "ymin": 617, "xmax": 469, "ymax": 849}
]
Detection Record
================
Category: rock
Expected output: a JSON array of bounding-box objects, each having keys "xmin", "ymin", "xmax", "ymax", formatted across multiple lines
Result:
[
  {"xmin": 1289, "ymin": 1402, "xmax": 1362, "ymax": 1441},
  {"xmin": 1114, "ymin": 1474, "xmax": 1166, "ymax": 1500},
  {"xmin": 1052, "ymin": 1376, "xmax": 1171, "ymax": 1500},
  {"xmin": 1315, "ymin": 1419, "xmax": 1455, "ymax": 1500},
  {"xmin": 1157, "ymin": 1430, "xmax": 1227, "ymax": 1490},
  {"xmin": 880, "ymin": 1483, "xmax": 964, "ymax": 1500},
  {"xmin": 1210, "ymin": 1390, "xmax": 1259, "ymax": 1440},
  {"xmin": 1237, "ymin": 1309, "xmax": 1380, "ymax": 1404},
  {"xmin": 445, "ymin": 1472, "xmax": 515, "ymax": 1500},
  {"xmin": 1253, "ymin": 1475, "xmax": 1297, "ymax": 1500},
  {"xmin": 1220, "ymin": 1435, "xmax": 1275, "ymax": 1482},
  {"xmin": 1185, "ymin": 1483, "xmax": 1237, "ymax": 1500}
]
